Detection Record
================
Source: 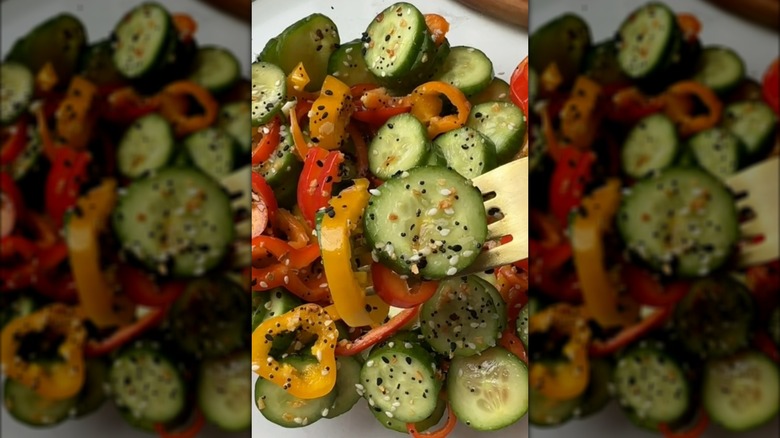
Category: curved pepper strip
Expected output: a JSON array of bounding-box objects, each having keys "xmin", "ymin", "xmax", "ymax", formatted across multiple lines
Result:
[
  {"xmin": 589, "ymin": 306, "xmax": 672, "ymax": 358},
  {"xmin": 406, "ymin": 402, "xmax": 458, "ymax": 438},
  {"xmin": 320, "ymin": 178, "xmax": 381, "ymax": 327},
  {"xmin": 662, "ymin": 81, "xmax": 722, "ymax": 137},
  {"xmin": 67, "ymin": 179, "xmax": 134, "ymax": 328},
  {"xmin": 309, "ymin": 75, "xmax": 353, "ymax": 150},
  {"xmin": 252, "ymin": 303, "xmax": 338, "ymax": 399},
  {"xmin": 297, "ymin": 147, "xmax": 344, "ymax": 227},
  {"xmin": 0, "ymin": 303, "xmax": 86, "ymax": 400},
  {"xmin": 252, "ymin": 117, "xmax": 281, "ymax": 165},
  {"xmin": 529, "ymin": 303, "xmax": 591, "ymax": 400},
  {"xmin": 571, "ymin": 178, "xmax": 638, "ymax": 328},
  {"xmin": 410, "ymin": 81, "xmax": 471, "ymax": 138},
  {"xmin": 333, "ymin": 303, "xmax": 417, "ymax": 356},
  {"xmin": 158, "ymin": 81, "xmax": 218, "ymax": 137},
  {"xmin": 45, "ymin": 148, "xmax": 91, "ymax": 226}
]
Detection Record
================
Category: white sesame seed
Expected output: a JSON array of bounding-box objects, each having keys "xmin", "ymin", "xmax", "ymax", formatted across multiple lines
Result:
[{"xmin": 446, "ymin": 267, "xmax": 457, "ymax": 276}]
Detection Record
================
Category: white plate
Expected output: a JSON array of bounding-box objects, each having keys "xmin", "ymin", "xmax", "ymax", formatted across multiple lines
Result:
[
  {"xmin": 251, "ymin": 1, "xmax": 528, "ymax": 437},
  {"xmin": 529, "ymin": 1, "xmax": 779, "ymax": 438},
  {"xmin": 0, "ymin": 1, "xmax": 249, "ymax": 437}
]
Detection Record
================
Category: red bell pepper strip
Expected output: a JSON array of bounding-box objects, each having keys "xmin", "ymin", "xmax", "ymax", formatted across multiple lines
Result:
[
  {"xmin": 510, "ymin": 57, "xmax": 529, "ymax": 116},
  {"xmin": 297, "ymin": 147, "xmax": 344, "ymax": 227},
  {"xmin": 252, "ymin": 172, "xmax": 278, "ymax": 223},
  {"xmin": 500, "ymin": 328, "xmax": 528, "ymax": 364},
  {"xmin": 371, "ymin": 262, "xmax": 438, "ymax": 308},
  {"xmin": 753, "ymin": 331, "xmax": 780, "ymax": 363},
  {"xmin": 589, "ymin": 306, "xmax": 672, "ymax": 357},
  {"xmin": 34, "ymin": 272, "xmax": 79, "ymax": 303},
  {"xmin": 351, "ymin": 106, "xmax": 411, "ymax": 128},
  {"xmin": 172, "ymin": 14, "xmax": 198, "ymax": 43},
  {"xmin": 549, "ymin": 147, "xmax": 596, "ymax": 225},
  {"xmin": 335, "ymin": 305, "xmax": 420, "ymax": 356},
  {"xmin": 0, "ymin": 117, "xmax": 28, "ymax": 164},
  {"xmin": 1, "ymin": 173, "xmax": 23, "ymax": 238},
  {"xmin": 763, "ymin": 58, "xmax": 780, "ymax": 116},
  {"xmin": 659, "ymin": 409, "xmax": 710, "ymax": 438},
  {"xmin": 117, "ymin": 265, "xmax": 186, "ymax": 307},
  {"xmin": 604, "ymin": 85, "xmax": 665, "ymax": 123},
  {"xmin": 406, "ymin": 402, "xmax": 458, "ymax": 438},
  {"xmin": 252, "ymin": 117, "xmax": 281, "ymax": 165},
  {"xmin": 84, "ymin": 306, "xmax": 168, "ymax": 357},
  {"xmin": 45, "ymin": 148, "xmax": 91, "ymax": 226},
  {"xmin": 154, "ymin": 409, "xmax": 205, "ymax": 438},
  {"xmin": 676, "ymin": 13, "xmax": 702, "ymax": 43},
  {"xmin": 623, "ymin": 265, "xmax": 691, "ymax": 307},
  {"xmin": 0, "ymin": 236, "xmax": 38, "ymax": 259},
  {"xmin": 251, "ymin": 236, "xmax": 320, "ymax": 269}
]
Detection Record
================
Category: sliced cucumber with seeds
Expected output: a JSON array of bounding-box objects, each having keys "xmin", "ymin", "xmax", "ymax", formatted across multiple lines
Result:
[
  {"xmin": 688, "ymin": 127, "xmax": 743, "ymax": 180},
  {"xmin": 467, "ymin": 101, "xmax": 526, "ymax": 164},
  {"xmin": 364, "ymin": 166, "xmax": 487, "ymax": 279},
  {"xmin": 111, "ymin": 3, "xmax": 173, "ymax": 79},
  {"xmin": 116, "ymin": 113, "xmax": 175, "ymax": 179},
  {"xmin": 621, "ymin": 113, "xmax": 679, "ymax": 179},
  {"xmin": 188, "ymin": 46, "xmax": 240, "ymax": 93},
  {"xmin": 433, "ymin": 46, "xmax": 494, "ymax": 96},
  {"xmin": 470, "ymin": 77, "xmax": 512, "ymax": 105},
  {"xmin": 617, "ymin": 167, "xmax": 738, "ymax": 277},
  {"xmin": 363, "ymin": 2, "xmax": 427, "ymax": 81},
  {"xmin": 198, "ymin": 351, "xmax": 251, "ymax": 432},
  {"xmin": 257, "ymin": 124, "xmax": 303, "ymax": 209},
  {"xmin": 255, "ymin": 356, "xmax": 337, "ymax": 428},
  {"xmin": 433, "ymin": 126, "xmax": 498, "ymax": 179},
  {"xmin": 273, "ymin": 14, "xmax": 340, "ymax": 91},
  {"xmin": 674, "ymin": 277, "xmax": 753, "ymax": 358},
  {"xmin": 615, "ymin": 344, "xmax": 690, "ymax": 429},
  {"xmin": 218, "ymin": 102, "xmax": 252, "ymax": 154},
  {"xmin": 1, "ymin": 63, "xmax": 34, "ymax": 125},
  {"xmin": 421, "ymin": 275, "xmax": 504, "ymax": 357},
  {"xmin": 360, "ymin": 338, "xmax": 441, "ymax": 423},
  {"xmin": 183, "ymin": 127, "xmax": 236, "ymax": 179},
  {"xmin": 113, "ymin": 167, "xmax": 235, "ymax": 277},
  {"xmin": 693, "ymin": 46, "xmax": 745, "ymax": 94},
  {"xmin": 109, "ymin": 346, "xmax": 186, "ymax": 428},
  {"xmin": 616, "ymin": 2, "xmax": 678, "ymax": 79},
  {"xmin": 325, "ymin": 356, "xmax": 363, "ymax": 419},
  {"xmin": 328, "ymin": 39, "xmax": 379, "ymax": 86},
  {"xmin": 4, "ymin": 377, "xmax": 77, "ymax": 427},
  {"xmin": 723, "ymin": 100, "xmax": 777, "ymax": 161},
  {"xmin": 6, "ymin": 13, "xmax": 86, "ymax": 84},
  {"xmin": 448, "ymin": 346, "xmax": 529, "ymax": 431},
  {"xmin": 704, "ymin": 351, "xmax": 780, "ymax": 431},
  {"xmin": 529, "ymin": 13, "xmax": 591, "ymax": 87},
  {"xmin": 251, "ymin": 62, "xmax": 286, "ymax": 126},
  {"xmin": 371, "ymin": 396, "xmax": 446, "ymax": 433},
  {"xmin": 170, "ymin": 277, "xmax": 249, "ymax": 359},
  {"xmin": 368, "ymin": 113, "xmax": 431, "ymax": 180}
]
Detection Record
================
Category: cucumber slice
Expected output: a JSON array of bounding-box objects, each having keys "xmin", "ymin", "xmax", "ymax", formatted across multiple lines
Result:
[
  {"xmin": 109, "ymin": 346, "xmax": 186, "ymax": 426},
  {"xmin": 528, "ymin": 387, "xmax": 581, "ymax": 426},
  {"xmin": 4, "ymin": 377, "xmax": 77, "ymax": 427},
  {"xmin": 583, "ymin": 40, "xmax": 629, "ymax": 86},
  {"xmin": 74, "ymin": 359, "xmax": 108, "ymax": 418},
  {"xmin": 529, "ymin": 13, "xmax": 591, "ymax": 87},
  {"xmin": 0, "ymin": 62, "xmax": 34, "ymax": 125},
  {"xmin": 420, "ymin": 275, "xmax": 504, "ymax": 357},
  {"xmin": 112, "ymin": 167, "xmax": 235, "ymax": 277},
  {"xmin": 433, "ymin": 46, "xmax": 494, "ymax": 96},
  {"xmin": 111, "ymin": 3, "xmax": 173, "ymax": 79},
  {"xmin": 615, "ymin": 345, "xmax": 690, "ymax": 428},
  {"xmin": 704, "ymin": 351, "xmax": 780, "ymax": 431},
  {"xmin": 447, "ymin": 347, "xmax": 529, "ymax": 431},
  {"xmin": 273, "ymin": 13, "xmax": 340, "ymax": 91},
  {"xmin": 188, "ymin": 46, "xmax": 240, "ymax": 93},
  {"xmin": 467, "ymin": 101, "xmax": 526, "ymax": 164},
  {"xmin": 617, "ymin": 167, "xmax": 739, "ymax": 277},
  {"xmin": 688, "ymin": 127, "xmax": 743, "ymax": 180},
  {"xmin": 328, "ymin": 40, "xmax": 379, "ymax": 86},
  {"xmin": 116, "ymin": 113, "xmax": 175, "ymax": 179},
  {"xmin": 470, "ymin": 77, "xmax": 512, "ymax": 105},
  {"xmin": 433, "ymin": 126, "xmax": 498, "ymax": 179},
  {"xmin": 368, "ymin": 113, "xmax": 432, "ymax": 180},
  {"xmin": 621, "ymin": 113, "xmax": 679, "ymax": 179},
  {"xmin": 218, "ymin": 102, "xmax": 252, "ymax": 154},
  {"xmin": 371, "ymin": 396, "xmax": 446, "ymax": 433},
  {"xmin": 198, "ymin": 351, "xmax": 251, "ymax": 432},
  {"xmin": 251, "ymin": 61, "xmax": 287, "ymax": 126},
  {"xmin": 325, "ymin": 356, "xmax": 363, "ymax": 419},
  {"xmin": 693, "ymin": 46, "xmax": 745, "ymax": 94},
  {"xmin": 616, "ymin": 2, "xmax": 679, "ymax": 79},
  {"xmin": 79, "ymin": 40, "xmax": 125, "ymax": 86},
  {"xmin": 363, "ymin": 166, "xmax": 488, "ymax": 279},
  {"xmin": 674, "ymin": 277, "xmax": 753, "ymax": 358},
  {"xmin": 183, "ymin": 127, "xmax": 236, "ymax": 180},
  {"xmin": 257, "ymin": 125, "xmax": 303, "ymax": 209},
  {"xmin": 723, "ymin": 100, "xmax": 777, "ymax": 161},
  {"xmin": 363, "ymin": 3, "xmax": 427, "ymax": 82},
  {"xmin": 577, "ymin": 358, "xmax": 613, "ymax": 418},
  {"xmin": 360, "ymin": 340, "xmax": 441, "ymax": 423},
  {"xmin": 255, "ymin": 356, "xmax": 337, "ymax": 427}
]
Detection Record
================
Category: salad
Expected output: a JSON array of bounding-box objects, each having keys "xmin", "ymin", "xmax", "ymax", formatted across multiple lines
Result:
[
  {"xmin": 251, "ymin": 1, "xmax": 529, "ymax": 435},
  {"xmin": 1, "ymin": 2, "xmax": 252, "ymax": 435},
  {"xmin": 527, "ymin": 1, "xmax": 779, "ymax": 436}
]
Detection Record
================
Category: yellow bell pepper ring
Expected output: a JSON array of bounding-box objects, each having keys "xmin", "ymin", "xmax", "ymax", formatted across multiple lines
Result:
[
  {"xmin": 320, "ymin": 178, "xmax": 389, "ymax": 328},
  {"xmin": 0, "ymin": 304, "xmax": 87, "ymax": 400},
  {"xmin": 252, "ymin": 304, "xmax": 338, "ymax": 399},
  {"xmin": 67, "ymin": 179, "xmax": 134, "ymax": 328},
  {"xmin": 529, "ymin": 303, "xmax": 591, "ymax": 401}
]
